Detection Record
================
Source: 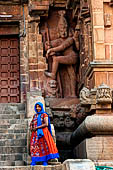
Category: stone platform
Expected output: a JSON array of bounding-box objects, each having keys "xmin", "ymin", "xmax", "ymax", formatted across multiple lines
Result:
[{"xmin": 0, "ymin": 165, "xmax": 62, "ymax": 170}]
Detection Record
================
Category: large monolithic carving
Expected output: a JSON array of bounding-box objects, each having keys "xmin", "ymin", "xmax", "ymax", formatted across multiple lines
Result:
[{"xmin": 44, "ymin": 10, "xmax": 79, "ymax": 98}]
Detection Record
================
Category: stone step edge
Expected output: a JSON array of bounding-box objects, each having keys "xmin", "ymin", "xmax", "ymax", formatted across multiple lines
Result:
[{"xmin": 0, "ymin": 164, "xmax": 62, "ymax": 168}]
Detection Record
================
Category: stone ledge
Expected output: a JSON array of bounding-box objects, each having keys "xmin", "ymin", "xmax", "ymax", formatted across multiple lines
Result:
[{"xmin": 0, "ymin": 164, "xmax": 62, "ymax": 170}]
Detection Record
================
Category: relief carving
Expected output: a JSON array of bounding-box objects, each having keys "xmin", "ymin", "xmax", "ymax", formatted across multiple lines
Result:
[
  {"xmin": 43, "ymin": 10, "xmax": 79, "ymax": 98},
  {"xmin": 104, "ymin": 13, "xmax": 112, "ymax": 27},
  {"xmin": 44, "ymin": 79, "xmax": 59, "ymax": 98},
  {"xmin": 96, "ymin": 83, "xmax": 112, "ymax": 104},
  {"xmin": 80, "ymin": 87, "xmax": 90, "ymax": 105}
]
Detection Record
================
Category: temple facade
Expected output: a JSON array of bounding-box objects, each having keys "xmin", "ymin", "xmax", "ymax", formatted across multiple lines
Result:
[{"xmin": 0, "ymin": 0, "xmax": 113, "ymax": 169}]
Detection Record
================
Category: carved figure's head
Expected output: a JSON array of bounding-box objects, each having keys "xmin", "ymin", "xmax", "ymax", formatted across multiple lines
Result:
[
  {"xmin": 49, "ymin": 79, "xmax": 57, "ymax": 88},
  {"xmin": 58, "ymin": 10, "xmax": 68, "ymax": 38}
]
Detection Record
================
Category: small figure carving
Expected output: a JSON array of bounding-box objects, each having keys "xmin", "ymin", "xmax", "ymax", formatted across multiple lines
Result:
[
  {"xmin": 80, "ymin": 87, "xmax": 90, "ymax": 105},
  {"xmin": 96, "ymin": 83, "xmax": 112, "ymax": 103},
  {"xmin": 104, "ymin": 13, "xmax": 111, "ymax": 27},
  {"xmin": 64, "ymin": 116, "xmax": 75, "ymax": 128},
  {"xmin": 53, "ymin": 117, "xmax": 64, "ymax": 128},
  {"xmin": 44, "ymin": 10, "xmax": 79, "ymax": 97},
  {"xmin": 45, "ymin": 79, "xmax": 59, "ymax": 98}
]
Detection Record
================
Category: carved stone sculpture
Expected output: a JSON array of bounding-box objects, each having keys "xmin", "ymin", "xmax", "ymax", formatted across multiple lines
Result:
[
  {"xmin": 104, "ymin": 13, "xmax": 111, "ymax": 27},
  {"xmin": 44, "ymin": 10, "xmax": 79, "ymax": 97},
  {"xmin": 80, "ymin": 87, "xmax": 90, "ymax": 105},
  {"xmin": 96, "ymin": 83, "xmax": 112, "ymax": 104},
  {"xmin": 44, "ymin": 79, "xmax": 59, "ymax": 98}
]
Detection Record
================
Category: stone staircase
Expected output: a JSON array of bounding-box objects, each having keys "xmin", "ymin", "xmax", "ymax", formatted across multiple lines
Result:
[{"xmin": 0, "ymin": 104, "xmax": 28, "ymax": 166}]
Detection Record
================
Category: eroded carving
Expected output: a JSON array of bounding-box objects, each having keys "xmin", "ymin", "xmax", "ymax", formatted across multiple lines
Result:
[
  {"xmin": 80, "ymin": 87, "xmax": 90, "ymax": 105},
  {"xmin": 44, "ymin": 79, "xmax": 59, "ymax": 98},
  {"xmin": 96, "ymin": 83, "xmax": 112, "ymax": 104}
]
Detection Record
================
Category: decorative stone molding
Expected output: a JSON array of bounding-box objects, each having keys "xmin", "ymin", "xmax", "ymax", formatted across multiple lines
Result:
[
  {"xmin": 79, "ymin": 84, "xmax": 112, "ymax": 115},
  {"xmin": 96, "ymin": 83, "xmax": 112, "ymax": 104}
]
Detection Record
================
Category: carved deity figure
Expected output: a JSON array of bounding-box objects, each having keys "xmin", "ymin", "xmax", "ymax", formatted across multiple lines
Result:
[{"xmin": 45, "ymin": 11, "xmax": 79, "ymax": 97}]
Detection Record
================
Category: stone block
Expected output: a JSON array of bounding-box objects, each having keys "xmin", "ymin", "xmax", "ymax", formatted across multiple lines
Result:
[
  {"xmin": 95, "ymin": 43, "xmax": 105, "ymax": 59},
  {"xmin": 62, "ymin": 159, "xmax": 95, "ymax": 170},
  {"xmin": 29, "ymin": 71, "xmax": 38, "ymax": 80},
  {"xmin": 75, "ymin": 136, "xmax": 113, "ymax": 160},
  {"xmin": 33, "ymin": 165, "xmax": 44, "ymax": 170},
  {"xmin": 93, "ymin": 12, "xmax": 104, "ymax": 26},
  {"xmin": 91, "ymin": 0, "xmax": 103, "ymax": 12},
  {"xmin": 95, "ymin": 72, "xmax": 107, "ymax": 87},
  {"xmin": 29, "ymin": 58, "xmax": 38, "ymax": 64},
  {"xmin": 111, "ymin": 45, "xmax": 113, "ymax": 60},
  {"xmin": 105, "ymin": 29, "xmax": 113, "ymax": 43},
  {"xmin": 108, "ymin": 72, "xmax": 113, "ymax": 88},
  {"xmin": 29, "ymin": 33, "xmax": 36, "ymax": 42},
  {"xmin": 29, "ymin": 65, "xmax": 38, "ymax": 70},
  {"xmin": 105, "ymin": 45, "xmax": 110, "ymax": 60},
  {"xmin": 94, "ymin": 28, "xmax": 104, "ymax": 43},
  {"xmin": 37, "ymin": 34, "xmax": 42, "ymax": 42},
  {"xmin": 55, "ymin": 165, "xmax": 63, "ymax": 170},
  {"xmin": 37, "ymin": 62, "xmax": 46, "ymax": 70}
]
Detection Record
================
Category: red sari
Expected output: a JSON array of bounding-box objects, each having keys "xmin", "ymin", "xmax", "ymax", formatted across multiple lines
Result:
[{"xmin": 30, "ymin": 112, "xmax": 59, "ymax": 163}]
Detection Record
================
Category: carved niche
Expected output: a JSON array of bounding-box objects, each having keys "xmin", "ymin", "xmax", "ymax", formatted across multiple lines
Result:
[{"xmin": 40, "ymin": 9, "xmax": 79, "ymax": 98}]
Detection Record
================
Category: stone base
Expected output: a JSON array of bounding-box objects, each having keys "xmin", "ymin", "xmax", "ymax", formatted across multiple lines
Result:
[
  {"xmin": 62, "ymin": 159, "xmax": 95, "ymax": 170},
  {"xmin": 75, "ymin": 135, "xmax": 113, "ymax": 160},
  {"xmin": 0, "ymin": 165, "xmax": 62, "ymax": 170}
]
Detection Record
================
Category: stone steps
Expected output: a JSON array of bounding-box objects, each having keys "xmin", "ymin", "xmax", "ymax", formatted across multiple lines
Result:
[
  {"xmin": 0, "ymin": 129, "xmax": 28, "ymax": 133},
  {"xmin": 0, "ymin": 103, "xmax": 28, "ymax": 166},
  {"xmin": 0, "ymin": 114, "xmax": 25, "ymax": 119},
  {"xmin": 0, "ymin": 146, "xmax": 27, "ymax": 154},
  {"xmin": 0, "ymin": 165, "xmax": 62, "ymax": 170},
  {"xmin": 0, "ymin": 139, "xmax": 27, "ymax": 146},
  {"xmin": 0, "ymin": 133, "xmax": 27, "ymax": 139},
  {"xmin": 0, "ymin": 114, "xmax": 22, "ymax": 119},
  {"xmin": 0, "ymin": 161, "xmax": 25, "ymax": 166},
  {"xmin": 0, "ymin": 119, "xmax": 27, "ymax": 125},
  {"xmin": 0, "ymin": 153, "xmax": 27, "ymax": 161}
]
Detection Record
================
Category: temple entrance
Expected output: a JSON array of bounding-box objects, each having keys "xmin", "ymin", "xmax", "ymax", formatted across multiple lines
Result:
[{"xmin": 0, "ymin": 35, "xmax": 20, "ymax": 103}]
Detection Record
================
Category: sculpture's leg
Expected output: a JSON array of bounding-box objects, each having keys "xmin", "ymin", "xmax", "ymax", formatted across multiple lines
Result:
[
  {"xmin": 51, "ymin": 57, "xmax": 59, "ymax": 77},
  {"xmin": 45, "ymin": 56, "xmax": 59, "ymax": 79},
  {"xmin": 67, "ymin": 65, "xmax": 76, "ymax": 96}
]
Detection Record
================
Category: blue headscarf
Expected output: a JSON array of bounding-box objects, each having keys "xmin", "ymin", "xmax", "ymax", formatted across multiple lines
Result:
[{"xmin": 34, "ymin": 102, "xmax": 52, "ymax": 139}]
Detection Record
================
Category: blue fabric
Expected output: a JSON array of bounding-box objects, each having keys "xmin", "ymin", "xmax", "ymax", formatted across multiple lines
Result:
[
  {"xmin": 34, "ymin": 102, "xmax": 52, "ymax": 138},
  {"xmin": 34, "ymin": 102, "xmax": 44, "ymax": 139},
  {"xmin": 42, "ymin": 161, "xmax": 48, "ymax": 166},
  {"xmin": 37, "ymin": 114, "xmax": 44, "ymax": 139},
  {"xmin": 31, "ymin": 153, "xmax": 59, "ymax": 162},
  {"xmin": 31, "ymin": 161, "xmax": 36, "ymax": 166}
]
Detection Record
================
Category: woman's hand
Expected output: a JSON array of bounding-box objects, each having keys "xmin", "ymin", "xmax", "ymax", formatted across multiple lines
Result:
[{"xmin": 32, "ymin": 127, "xmax": 38, "ymax": 131}]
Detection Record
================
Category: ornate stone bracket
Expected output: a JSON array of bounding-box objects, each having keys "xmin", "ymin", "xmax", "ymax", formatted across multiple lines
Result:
[{"xmin": 79, "ymin": 83, "xmax": 112, "ymax": 115}]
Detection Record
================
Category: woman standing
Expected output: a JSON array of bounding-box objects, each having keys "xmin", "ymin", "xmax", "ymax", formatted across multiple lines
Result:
[{"xmin": 30, "ymin": 102, "xmax": 59, "ymax": 166}]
